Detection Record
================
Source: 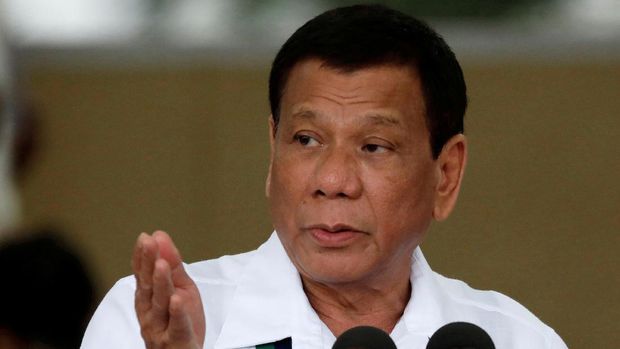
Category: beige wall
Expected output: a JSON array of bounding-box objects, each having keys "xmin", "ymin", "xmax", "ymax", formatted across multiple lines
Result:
[{"xmin": 19, "ymin": 61, "xmax": 619, "ymax": 348}]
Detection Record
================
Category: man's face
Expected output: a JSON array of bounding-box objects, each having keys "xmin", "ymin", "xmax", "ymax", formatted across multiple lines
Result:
[{"xmin": 267, "ymin": 59, "xmax": 440, "ymax": 285}]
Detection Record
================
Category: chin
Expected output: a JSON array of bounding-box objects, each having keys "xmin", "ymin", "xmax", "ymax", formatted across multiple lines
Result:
[{"xmin": 295, "ymin": 252, "xmax": 377, "ymax": 286}]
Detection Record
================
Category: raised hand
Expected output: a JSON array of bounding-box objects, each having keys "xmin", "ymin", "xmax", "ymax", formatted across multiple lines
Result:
[{"xmin": 132, "ymin": 231, "xmax": 206, "ymax": 349}]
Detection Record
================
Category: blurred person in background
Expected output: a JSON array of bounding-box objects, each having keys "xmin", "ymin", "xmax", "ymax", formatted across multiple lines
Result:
[
  {"xmin": 0, "ymin": 19, "xmax": 96, "ymax": 349},
  {"xmin": 0, "ymin": 17, "xmax": 37, "ymax": 238},
  {"xmin": 0, "ymin": 23, "xmax": 22, "ymax": 235},
  {"xmin": 0, "ymin": 229, "xmax": 96, "ymax": 349}
]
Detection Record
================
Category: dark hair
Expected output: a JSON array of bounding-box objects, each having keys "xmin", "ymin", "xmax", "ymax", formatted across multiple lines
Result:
[{"xmin": 268, "ymin": 4, "xmax": 467, "ymax": 158}]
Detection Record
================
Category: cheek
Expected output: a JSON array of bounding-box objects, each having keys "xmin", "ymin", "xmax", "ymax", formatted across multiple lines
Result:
[
  {"xmin": 366, "ymin": 167, "xmax": 436, "ymax": 234},
  {"xmin": 270, "ymin": 155, "xmax": 306, "ymax": 197},
  {"xmin": 268, "ymin": 154, "xmax": 312, "ymax": 224}
]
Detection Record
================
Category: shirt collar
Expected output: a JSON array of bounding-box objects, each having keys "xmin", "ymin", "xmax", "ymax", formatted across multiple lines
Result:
[
  {"xmin": 214, "ymin": 232, "xmax": 301, "ymax": 349},
  {"xmin": 401, "ymin": 248, "xmax": 450, "ymax": 336},
  {"xmin": 214, "ymin": 232, "xmax": 447, "ymax": 349}
]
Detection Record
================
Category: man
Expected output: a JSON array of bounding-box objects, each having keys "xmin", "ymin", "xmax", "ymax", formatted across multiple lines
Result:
[{"xmin": 82, "ymin": 5, "xmax": 567, "ymax": 349}]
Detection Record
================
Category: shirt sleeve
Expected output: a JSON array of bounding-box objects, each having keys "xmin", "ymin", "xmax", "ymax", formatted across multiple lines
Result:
[{"xmin": 81, "ymin": 277, "xmax": 145, "ymax": 349}]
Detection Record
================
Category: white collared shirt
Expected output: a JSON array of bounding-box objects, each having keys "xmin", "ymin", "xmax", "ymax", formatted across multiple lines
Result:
[{"xmin": 81, "ymin": 232, "xmax": 568, "ymax": 349}]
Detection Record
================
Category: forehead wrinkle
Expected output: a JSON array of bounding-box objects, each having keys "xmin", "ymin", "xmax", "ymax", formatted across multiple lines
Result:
[
  {"xmin": 364, "ymin": 113, "xmax": 401, "ymax": 127},
  {"xmin": 308, "ymin": 91, "xmax": 360, "ymax": 106}
]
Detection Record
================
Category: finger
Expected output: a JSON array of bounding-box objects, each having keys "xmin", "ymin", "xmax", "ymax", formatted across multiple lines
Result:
[
  {"xmin": 150, "ymin": 258, "xmax": 175, "ymax": 332},
  {"xmin": 135, "ymin": 288, "xmax": 152, "ymax": 325},
  {"xmin": 139, "ymin": 234, "xmax": 158, "ymax": 289},
  {"xmin": 168, "ymin": 293, "xmax": 197, "ymax": 346},
  {"xmin": 153, "ymin": 230, "xmax": 182, "ymax": 267},
  {"xmin": 133, "ymin": 233, "xmax": 149, "ymax": 315},
  {"xmin": 135, "ymin": 234, "xmax": 158, "ymax": 314},
  {"xmin": 152, "ymin": 231, "xmax": 195, "ymax": 288},
  {"xmin": 132, "ymin": 232, "xmax": 149, "ymax": 282}
]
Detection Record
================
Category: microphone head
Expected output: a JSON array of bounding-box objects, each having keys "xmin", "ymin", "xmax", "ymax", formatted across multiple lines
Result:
[
  {"xmin": 332, "ymin": 326, "xmax": 397, "ymax": 349},
  {"xmin": 426, "ymin": 322, "xmax": 495, "ymax": 349}
]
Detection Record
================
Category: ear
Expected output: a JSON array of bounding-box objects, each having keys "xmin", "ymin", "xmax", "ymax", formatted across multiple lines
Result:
[
  {"xmin": 432, "ymin": 134, "xmax": 467, "ymax": 221},
  {"xmin": 265, "ymin": 116, "xmax": 276, "ymax": 198}
]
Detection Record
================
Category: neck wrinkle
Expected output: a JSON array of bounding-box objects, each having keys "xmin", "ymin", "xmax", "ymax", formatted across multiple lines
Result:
[{"xmin": 301, "ymin": 273, "xmax": 411, "ymax": 337}]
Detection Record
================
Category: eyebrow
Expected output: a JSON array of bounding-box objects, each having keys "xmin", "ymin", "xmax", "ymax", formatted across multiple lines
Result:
[
  {"xmin": 291, "ymin": 108, "xmax": 401, "ymax": 127},
  {"xmin": 365, "ymin": 113, "xmax": 401, "ymax": 126},
  {"xmin": 291, "ymin": 108, "xmax": 318, "ymax": 120}
]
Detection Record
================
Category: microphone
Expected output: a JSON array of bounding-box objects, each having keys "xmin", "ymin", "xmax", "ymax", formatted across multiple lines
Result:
[
  {"xmin": 426, "ymin": 322, "xmax": 495, "ymax": 349},
  {"xmin": 332, "ymin": 326, "xmax": 397, "ymax": 349}
]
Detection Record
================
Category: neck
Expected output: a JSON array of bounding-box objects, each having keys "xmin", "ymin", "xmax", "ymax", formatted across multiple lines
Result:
[{"xmin": 301, "ymin": 267, "xmax": 411, "ymax": 337}]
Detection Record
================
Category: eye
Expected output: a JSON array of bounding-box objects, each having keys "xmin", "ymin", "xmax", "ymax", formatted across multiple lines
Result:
[
  {"xmin": 362, "ymin": 143, "xmax": 389, "ymax": 153},
  {"xmin": 294, "ymin": 134, "xmax": 320, "ymax": 147}
]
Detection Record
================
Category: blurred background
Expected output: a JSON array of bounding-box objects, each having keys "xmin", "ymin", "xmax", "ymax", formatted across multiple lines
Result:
[{"xmin": 0, "ymin": 0, "xmax": 618, "ymax": 348}]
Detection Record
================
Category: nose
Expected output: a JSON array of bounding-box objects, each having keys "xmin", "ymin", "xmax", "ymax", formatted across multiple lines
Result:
[{"xmin": 312, "ymin": 147, "xmax": 362, "ymax": 200}]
